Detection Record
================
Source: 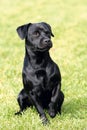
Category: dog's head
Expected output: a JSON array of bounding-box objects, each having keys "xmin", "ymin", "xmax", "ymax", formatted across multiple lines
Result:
[{"xmin": 17, "ymin": 22, "xmax": 54, "ymax": 52}]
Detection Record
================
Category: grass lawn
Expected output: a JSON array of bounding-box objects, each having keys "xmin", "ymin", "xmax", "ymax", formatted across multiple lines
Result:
[{"xmin": 0, "ymin": 0, "xmax": 87, "ymax": 129}]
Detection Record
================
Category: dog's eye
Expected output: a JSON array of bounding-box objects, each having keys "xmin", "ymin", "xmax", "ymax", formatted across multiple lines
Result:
[
  {"xmin": 33, "ymin": 31, "xmax": 40, "ymax": 37},
  {"xmin": 45, "ymin": 31, "xmax": 50, "ymax": 35},
  {"xmin": 45, "ymin": 31, "xmax": 51, "ymax": 38}
]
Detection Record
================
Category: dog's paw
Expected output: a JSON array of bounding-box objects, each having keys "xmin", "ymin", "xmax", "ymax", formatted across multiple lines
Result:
[
  {"xmin": 15, "ymin": 111, "xmax": 22, "ymax": 115},
  {"xmin": 48, "ymin": 103, "xmax": 56, "ymax": 118},
  {"xmin": 48, "ymin": 110, "xmax": 56, "ymax": 118},
  {"xmin": 40, "ymin": 114, "xmax": 49, "ymax": 125}
]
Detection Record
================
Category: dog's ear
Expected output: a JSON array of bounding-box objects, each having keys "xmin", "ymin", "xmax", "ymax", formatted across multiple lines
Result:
[
  {"xmin": 42, "ymin": 22, "xmax": 54, "ymax": 37},
  {"xmin": 16, "ymin": 23, "xmax": 31, "ymax": 40}
]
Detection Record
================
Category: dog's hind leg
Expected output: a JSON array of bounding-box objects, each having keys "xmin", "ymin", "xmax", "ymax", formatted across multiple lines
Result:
[
  {"xmin": 57, "ymin": 91, "xmax": 64, "ymax": 114},
  {"xmin": 15, "ymin": 89, "xmax": 31, "ymax": 115}
]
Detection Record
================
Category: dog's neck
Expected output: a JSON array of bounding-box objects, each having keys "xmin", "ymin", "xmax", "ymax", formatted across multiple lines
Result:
[{"xmin": 25, "ymin": 44, "xmax": 50, "ymax": 69}]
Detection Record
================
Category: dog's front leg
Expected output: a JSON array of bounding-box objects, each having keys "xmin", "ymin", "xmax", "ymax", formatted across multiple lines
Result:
[
  {"xmin": 48, "ymin": 83, "xmax": 61, "ymax": 118},
  {"xmin": 29, "ymin": 91, "xmax": 48, "ymax": 125}
]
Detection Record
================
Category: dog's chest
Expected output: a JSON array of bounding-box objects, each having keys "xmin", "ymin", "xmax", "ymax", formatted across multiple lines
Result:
[{"xmin": 23, "ymin": 63, "xmax": 59, "ymax": 91}]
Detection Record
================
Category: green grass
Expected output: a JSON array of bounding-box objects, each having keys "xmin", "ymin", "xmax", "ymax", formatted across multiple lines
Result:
[{"xmin": 0, "ymin": 0, "xmax": 87, "ymax": 129}]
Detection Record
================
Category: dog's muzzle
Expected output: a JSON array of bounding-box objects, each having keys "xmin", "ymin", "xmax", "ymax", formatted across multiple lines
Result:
[
  {"xmin": 44, "ymin": 39, "xmax": 52, "ymax": 46},
  {"xmin": 38, "ymin": 38, "xmax": 52, "ymax": 52}
]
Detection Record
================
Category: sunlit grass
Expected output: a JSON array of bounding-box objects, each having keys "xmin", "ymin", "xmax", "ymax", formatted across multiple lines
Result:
[{"xmin": 0, "ymin": 0, "xmax": 87, "ymax": 130}]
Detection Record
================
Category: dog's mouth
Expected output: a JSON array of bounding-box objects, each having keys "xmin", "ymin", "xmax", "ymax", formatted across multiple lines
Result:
[{"xmin": 37, "ymin": 44, "xmax": 52, "ymax": 52}]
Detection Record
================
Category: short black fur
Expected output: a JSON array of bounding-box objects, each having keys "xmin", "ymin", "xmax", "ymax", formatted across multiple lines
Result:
[{"xmin": 15, "ymin": 22, "xmax": 64, "ymax": 124}]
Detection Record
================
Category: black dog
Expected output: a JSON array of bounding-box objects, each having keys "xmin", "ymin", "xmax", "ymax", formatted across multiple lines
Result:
[{"xmin": 15, "ymin": 22, "xmax": 64, "ymax": 124}]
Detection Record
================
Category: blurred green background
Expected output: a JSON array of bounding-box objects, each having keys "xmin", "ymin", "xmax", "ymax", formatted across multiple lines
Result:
[{"xmin": 0, "ymin": 0, "xmax": 87, "ymax": 130}]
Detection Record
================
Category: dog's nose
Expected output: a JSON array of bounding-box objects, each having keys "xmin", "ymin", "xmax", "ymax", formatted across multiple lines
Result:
[
  {"xmin": 44, "ymin": 39, "xmax": 51, "ymax": 44},
  {"xmin": 43, "ymin": 38, "xmax": 52, "ymax": 48}
]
